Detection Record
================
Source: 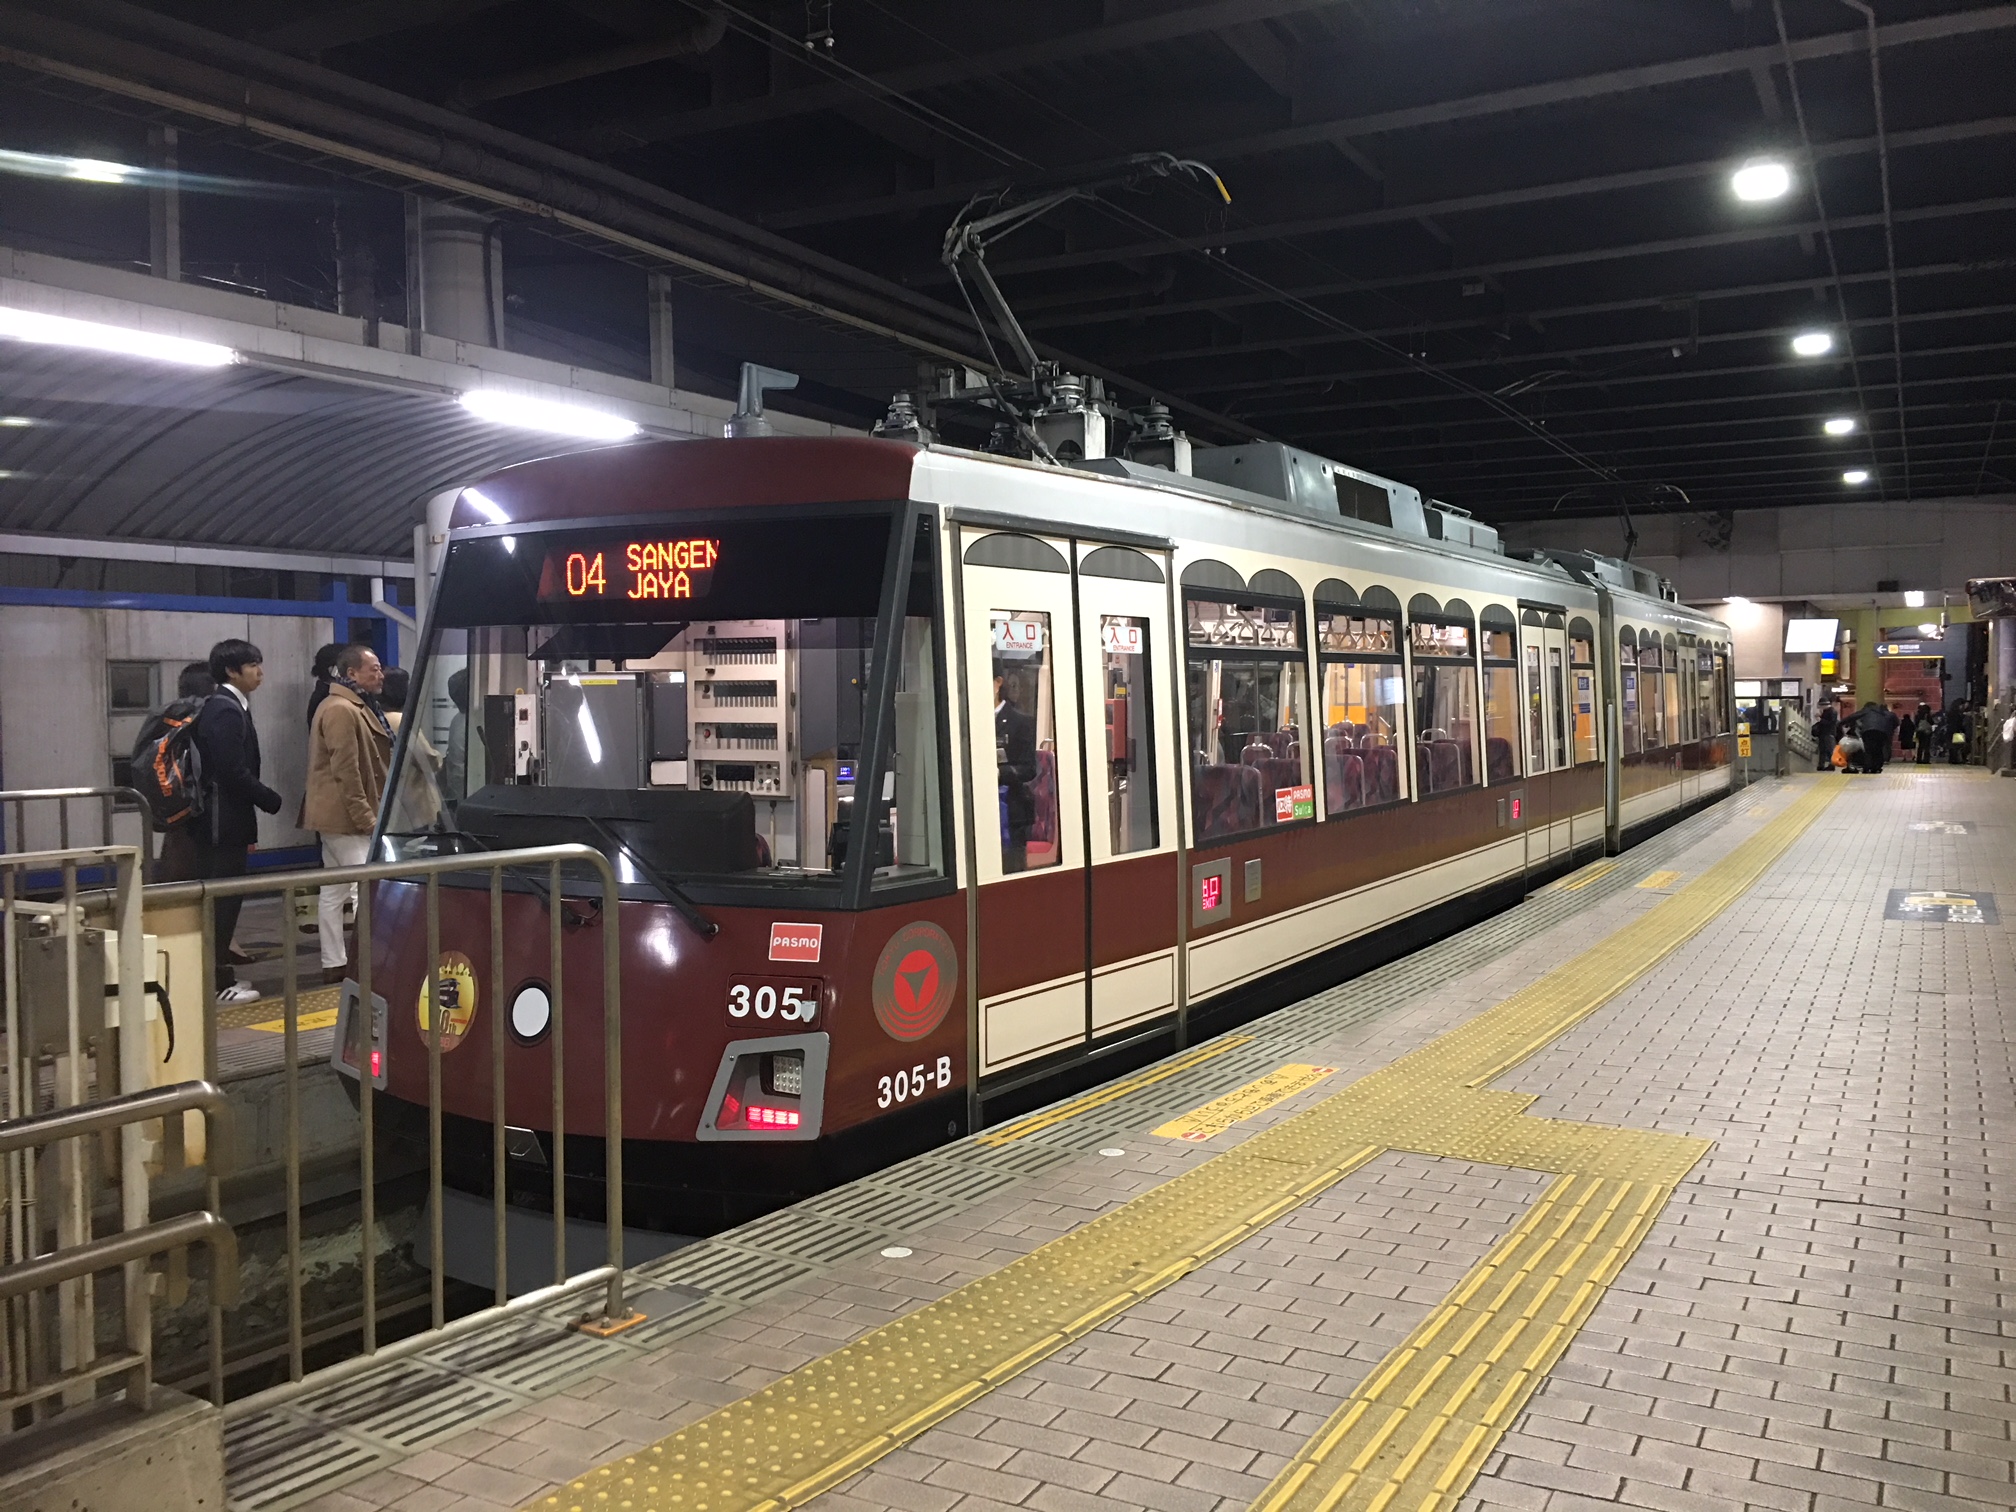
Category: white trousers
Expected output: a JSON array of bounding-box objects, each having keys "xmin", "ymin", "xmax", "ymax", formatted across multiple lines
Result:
[{"xmin": 319, "ymin": 833, "xmax": 371, "ymax": 968}]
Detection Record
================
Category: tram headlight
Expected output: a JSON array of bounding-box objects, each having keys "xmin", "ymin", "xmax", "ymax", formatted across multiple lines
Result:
[{"xmin": 509, "ymin": 982, "xmax": 552, "ymax": 1044}]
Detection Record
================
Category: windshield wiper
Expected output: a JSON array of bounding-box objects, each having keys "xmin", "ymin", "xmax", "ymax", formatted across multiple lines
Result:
[{"xmin": 582, "ymin": 816, "xmax": 720, "ymax": 940}]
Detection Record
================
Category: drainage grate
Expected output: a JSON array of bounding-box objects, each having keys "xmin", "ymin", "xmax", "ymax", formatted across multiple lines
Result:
[
  {"xmin": 804, "ymin": 1183, "xmax": 965, "ymax": 1232},
  {"xmin": 428, "ymin": 1318, "xmax": 617, "ymax": 1394},
  {"xmin": 878, "ymin": 1158, "xmax": 1026, "ymax": 1205},
  {"xmin": 722, "ymin": 1208, "xmax": 889, "ymax": 1265},
  {"xmin": 224, "ymin": 1411, "xmax": 388, "ymax": 1512},
  {"xmin": 296, "ymin": 1360, "xmax": 519, "ymax": 1450},
  {"xmin": 637, "ymin": 1243, "xmax": 820, "ymax": 1300}
]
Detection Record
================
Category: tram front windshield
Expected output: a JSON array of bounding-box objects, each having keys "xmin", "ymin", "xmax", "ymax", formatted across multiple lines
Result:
[{"xmin": 380, "ymin": 510, "xmax": 942, "ymax": 892}]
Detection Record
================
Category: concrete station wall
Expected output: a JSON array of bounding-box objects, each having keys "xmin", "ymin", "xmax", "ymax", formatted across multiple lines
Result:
[
  {"xmin": 1498, "ymin": 496, "xmax": 2016, "ymax": 605},
  {"xmin": 1, "ymin": 604, "xmax": 329, "ymax": 853}
]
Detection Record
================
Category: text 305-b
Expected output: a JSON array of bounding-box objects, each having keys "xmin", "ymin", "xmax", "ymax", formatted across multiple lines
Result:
[
  {"xmin": 879, "ymin": 1056, "xmax": 953, "ymax": 1109},
  {"xmin": 726, "ymin": 976, "xmax": 821, "ymax": 1026}
]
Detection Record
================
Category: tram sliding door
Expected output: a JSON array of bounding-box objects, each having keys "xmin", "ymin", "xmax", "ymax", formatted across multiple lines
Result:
[
  {"xmin": 960, "ymin": 532, "xmax": 1089, "ymax": 1078},
  {"xmin": 1519, "ymin": 609, "xmax": 1573, "ymax": 863},
  {"xmin": 957, "ymin": 531, "xmax": 1182, "ymax": 1082},
  {"xmin": 1073, "ymin": 544, "xmax": 1182, "ymax": 1039}
]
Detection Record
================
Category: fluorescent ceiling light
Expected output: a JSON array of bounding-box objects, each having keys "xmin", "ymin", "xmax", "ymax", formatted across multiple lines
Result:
[
  {"xmin": 1791, "ymin": 331, "xmax": 1834, "ymax": 357},
  {"xmin": 1917, "ymin": 622, "xmax": 1939, "ymax": 637},
  {"xmin": 459, "ymin": 389, "xmax": 639, "ymax": 441},
  {"xmin": 1726, "ymin": 596, "xmax": 1751, "ymax": 606},
  {"xmin": 1903, "ymin": 589, "xmax": 1926, "ymax": 608},
  {"xmin": 461, "ymin": 486, "xmax": 510, "ymax": 524},
  {"xmin": 1843, "ymin": 469, "xmax": 1870, "ymax": 484},
  {"xmin": 0, "ymin": 148, "xmax": 139, "ymax": 184},
  {"xmin": 1730, "ymin": 159, "xmax": 1792, "ymax": 202},
  {"xmin": 1823, "ymin": 416, "xmax": 1856, "ymax": 436},
  {"xmin": 0, "ymin": 306, "xmax": 234, "ymax": 366}
]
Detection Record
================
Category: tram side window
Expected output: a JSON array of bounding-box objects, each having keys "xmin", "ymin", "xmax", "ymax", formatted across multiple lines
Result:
[
  {"xmin": 1523, "ymin": 643, "xmax": 1545, "ymax": 769},
  {"xmin": 1317, "ymin": 609, "xmax": 1404, "ymax": 814},
  {"xmin": 1714, "ymin": 651, "xmax": 1731, "ymax": 734},
  {"xmin": 1549, "ymin": 647, "xmax": 1568, "ymax": 767},
  {"xmin": 1410, "ymin": 621, "xmax": 1479, "ymax": 796},
  {"xmin": 1481, "ymin": 625, "xmax": 1519, "ymax": 785},
  {"xmin": 1100, "ymin": 615, "xmax": 1158, "ymax": 855},
  {"xmin": 1619, "ymin": 638, "xmax": 1641, "ymax": 753},
  {"xmin": 1187, "ymin": 599, "xmax": 1312, "ymax": 840},
  {"xmin": 991, "ymin": 610, "xmax": 1061, "ymax": 874},
  {"xmin": 1570, "ymin": 635, "xmax": 1599, "ymax": 764}
]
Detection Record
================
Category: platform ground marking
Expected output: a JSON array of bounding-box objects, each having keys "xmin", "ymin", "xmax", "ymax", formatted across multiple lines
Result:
[{"xmin": 528, "ymin": 779, "xmax": 1840, "ymax": 1512}]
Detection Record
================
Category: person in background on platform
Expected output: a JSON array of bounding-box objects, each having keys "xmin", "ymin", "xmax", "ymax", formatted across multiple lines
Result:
[
  {"xmin": 379, "ymin": 666, "xmax": 410, "ymax": 732},
  {"xmin": 191, "ymin": 639, "xmax": 284, "ymax": 1003},
  {"xmin": 1813, "ymin": 703, "xmax": 1839, "ymax": 771},
  {"xmin": 1897, "ymin": 706, "xmax": 1917, "ymax": 766},
  {"xmin": 145, "ymin": 663, "xmax": 216, "ymax": 882},
  {"xmin": 1948, "ymin": 701, "xmax": 1971, "ymax": 763},
  {"xmin": 306, "ymin": 641, "xmax": 350, "ymax": 727},
  {"xmin": 442, "ymin": 666, "xmax": 471, "ymax": 800},
  {"xmin": 1853, "ymin": 700, "xmax": 1895, "ymax": 772},
  {"xmin": 303, "ymin": 644, "xmax": 392, "ymax": 984},
  {"xmin": 1916, "ymin": 704, "xmax": 1935, "ymax": 764}
]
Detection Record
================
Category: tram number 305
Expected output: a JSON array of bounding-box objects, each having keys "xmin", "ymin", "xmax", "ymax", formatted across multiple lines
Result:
[
  {"xmin": 879, "ymin": 1057, "xmax": 954, "ymax": 1109},
  {"xmin": 726, "ymin": 976, "xmax": 820, "ymax": 1025}
]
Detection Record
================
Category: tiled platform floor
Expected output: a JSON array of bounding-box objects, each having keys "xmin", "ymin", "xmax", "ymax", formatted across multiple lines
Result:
[{"xmin": 298, "ymin": 769, "xmax": 2014, "ymax": 1512}]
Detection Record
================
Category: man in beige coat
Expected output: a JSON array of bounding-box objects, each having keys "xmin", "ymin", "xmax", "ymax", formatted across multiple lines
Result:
[{"xmin": 303, "ymin": 645, "xmax": 392, "ymax": 982}]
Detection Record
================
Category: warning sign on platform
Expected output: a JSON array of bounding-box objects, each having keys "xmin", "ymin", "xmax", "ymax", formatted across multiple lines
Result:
[
  {"xmin": 1153, "ymin": 1063, "xmax": 1338, "ymax": 1142},
  {"xmin": 1884, "ymin": 889, "xmax": 1997, "ymax": 924},
  {"xmin": 1737, "ymin": 736, "xmax": 1753, "ymax": 758}
]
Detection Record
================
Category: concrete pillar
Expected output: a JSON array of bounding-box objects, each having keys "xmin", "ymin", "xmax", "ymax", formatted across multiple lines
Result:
[
  {"xmin": 403, "ymin": 199, "xmax": 503, "ymax": 351},
  {"xmin": 147, "ymin": 125, "xmax": 180, "ymax": 282},
  {"xmin": 648, "ymin": 271, "xmax": 675, "ymax": 389}
]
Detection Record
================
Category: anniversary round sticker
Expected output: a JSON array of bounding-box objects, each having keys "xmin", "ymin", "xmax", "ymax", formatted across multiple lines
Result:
[
  {"xmin": 415, "ymin": 950, "xmax": 479, "ymax": 1052},
  {"xmin": 870, "ymin": 921, "xmax": 959, "ymax": 1042}
]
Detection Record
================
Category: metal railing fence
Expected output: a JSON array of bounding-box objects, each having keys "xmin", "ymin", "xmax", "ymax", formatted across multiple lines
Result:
[
  {"xmin": 130, "ymin": 840, "xmax": 629, "ymax": 1406},
  {"xmin": 0, "ymin": 843, "xmax": 223, "ymax": 1429},
  {"xmin": 0, "ymin": 787, "xmax": 155, "ymax": 873}
]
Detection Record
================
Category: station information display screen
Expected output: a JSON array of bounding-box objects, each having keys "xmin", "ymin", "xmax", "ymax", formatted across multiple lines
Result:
[{"xmin": 536, "ymin": 535, "xmax": 722, "ymax": 604}]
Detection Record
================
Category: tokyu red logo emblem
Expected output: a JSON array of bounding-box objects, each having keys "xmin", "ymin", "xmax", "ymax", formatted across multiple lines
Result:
[
  {"xmin": 768, "ymin": 923, "xmax": 823, "ymax": 962},
  {"xmin": 870, "ymin": 921, "xmax": 958, "ymax": 1042}
]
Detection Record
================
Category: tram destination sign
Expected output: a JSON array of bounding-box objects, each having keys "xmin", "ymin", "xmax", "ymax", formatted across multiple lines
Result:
[{"xmin": 537, "ymin": 534, "xmax": 722, "ymax": 604}]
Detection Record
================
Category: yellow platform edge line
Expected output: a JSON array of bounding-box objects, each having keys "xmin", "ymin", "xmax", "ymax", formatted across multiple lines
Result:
[{"xmin": 528, "ymin": 779, "xmax": 1837, "ymax": 1512}]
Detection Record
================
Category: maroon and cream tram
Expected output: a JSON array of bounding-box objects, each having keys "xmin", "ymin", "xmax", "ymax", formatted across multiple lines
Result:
[{"xmin": 357, "ymin": 435, "xmax": 1733, "ymax": 1230}]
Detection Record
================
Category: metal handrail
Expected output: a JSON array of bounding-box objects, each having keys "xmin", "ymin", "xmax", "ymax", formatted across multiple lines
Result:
[
  {"xmin": 0, "ymin": 1079, "xmax": 231, "ymax": 1172},
  {"xmin": 0, "ymin": 1212, "xmax": 238, "ymax": 1309},
  {"xmin": 95, "ymin": 839, "xmax": 630, "ymax": 1403},
  {"xmin": 1, "ymin": 786, "xmax": 155, "ymax": 869}
]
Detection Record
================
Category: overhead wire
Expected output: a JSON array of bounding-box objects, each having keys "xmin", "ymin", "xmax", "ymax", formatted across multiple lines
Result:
[{"xmin": 742, "ymin": 0, "xmax": 1622, "ymax": 483}]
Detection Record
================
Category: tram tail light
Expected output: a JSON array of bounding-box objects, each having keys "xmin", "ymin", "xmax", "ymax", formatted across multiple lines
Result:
[{"xmin": 746, "ymin": 1104, "xmax": 801, "ymax": 1129}]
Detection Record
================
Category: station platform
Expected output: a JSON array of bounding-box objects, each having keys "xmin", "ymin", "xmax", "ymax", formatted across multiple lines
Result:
[{"xmin": 266, "ymin": 768, "xmax": 2014, "ymax": 1512}]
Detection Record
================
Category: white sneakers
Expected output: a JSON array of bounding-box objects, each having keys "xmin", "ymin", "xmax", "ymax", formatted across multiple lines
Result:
[{"xmin": 216, "ymin": 982, "xmax": 262, "ymax": 1006}]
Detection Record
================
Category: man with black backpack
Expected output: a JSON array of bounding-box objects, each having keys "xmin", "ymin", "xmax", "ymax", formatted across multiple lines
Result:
[
  {"xmin": 139, "ymin": 663, "xmax": 214, "ymax": 882},
  {"xmin": 176, "ymin": 640, "xmax": 284, "ymax": 1003}
]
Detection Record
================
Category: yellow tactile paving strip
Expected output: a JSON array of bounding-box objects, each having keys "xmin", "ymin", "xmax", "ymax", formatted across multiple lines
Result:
[
  {"xmin": 975, "ymin": 1033, "xmax": 1254, "ymax": 1145},
  {"xmin": 532, "ymin": 779, "xmax": 1839, "ymax": 1512},
  {"xmin": 215, "ymin": 984, "xmax": 341, "ymax": 1032}
]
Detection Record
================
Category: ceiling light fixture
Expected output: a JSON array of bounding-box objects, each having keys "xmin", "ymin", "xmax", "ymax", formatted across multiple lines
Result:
[
  {"xmin": 1726, "ymin": 596, "xmax": 1752, "ymax": 607},
  {"xmin": 1730, "ymin": 158, "xmax": 1792, "ymax": 202},
  {"xmin": 458, "ymin": 389, "xmax": 639, "ymax": 441},
  {"xmin": 0, "ymin": 147, "xmax": 139, "ymax": 184},
  {"xmin": 1903, "ymin": 589, "xmax": 1926, "ymax": 608},
  {"xmin": 0, "ymin": 306, "xmax": 234, "ymax": 366},
  {"xmin": 1917, "ymin": 622, "xmax": 1939, "ymax": 637},
  {"xmin": 1823, "ymin": 416, "xmax": 1856, "ymax": 436},
  {"xmin": 1791, "ymin": 331, "xmax": 1835, "ymax": 357},
  {"xmin": 1843, "ymin": 469, "xmax": 1870, "ymax": 484}
]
